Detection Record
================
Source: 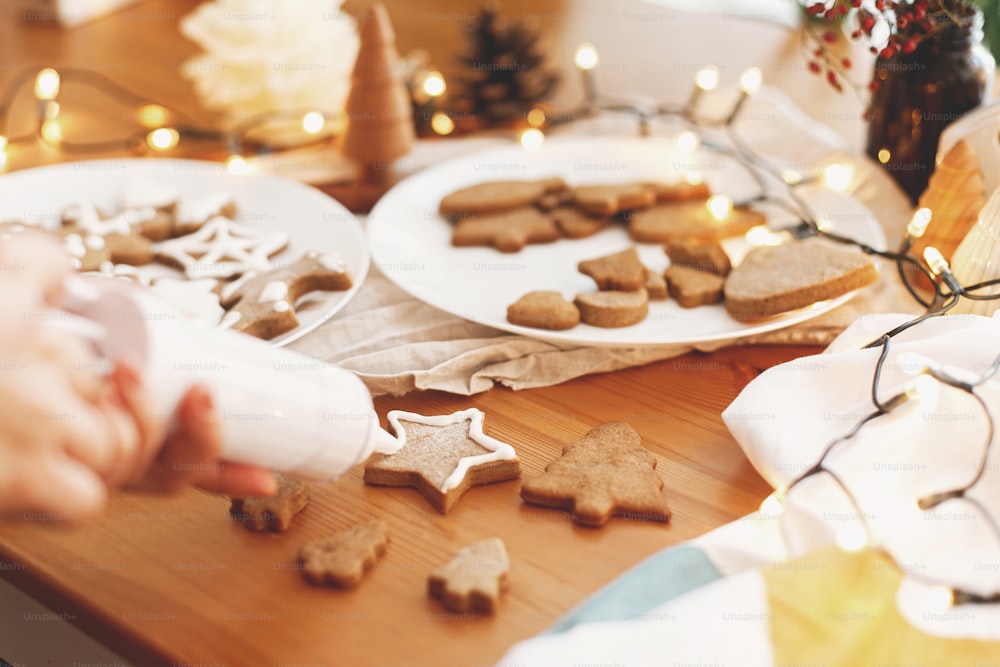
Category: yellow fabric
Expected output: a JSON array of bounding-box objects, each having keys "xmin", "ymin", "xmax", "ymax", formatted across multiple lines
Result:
[{"xmin": 764, "ymin": 548, "xmax": 999, "ymax": 666}]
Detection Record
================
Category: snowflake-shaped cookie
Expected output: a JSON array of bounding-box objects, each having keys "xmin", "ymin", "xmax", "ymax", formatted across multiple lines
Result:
[
  {"xmin": 154, "ymin": 215, "xmax": 288, "ymax": 279},
  {"xmin": 363, "ymin": 408, "xmax": 520, "ymax": 513}
]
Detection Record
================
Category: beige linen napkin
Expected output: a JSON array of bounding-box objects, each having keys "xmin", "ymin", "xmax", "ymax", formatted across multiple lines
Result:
[{"xmin": 287, "ymin": 89, "xmax": 921, "ymax": 396}]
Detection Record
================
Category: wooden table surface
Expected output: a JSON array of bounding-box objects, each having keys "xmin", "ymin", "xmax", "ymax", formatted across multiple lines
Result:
[{"xmin": 0, "ymin": 2, "xmax": 822, "ymax": 666}]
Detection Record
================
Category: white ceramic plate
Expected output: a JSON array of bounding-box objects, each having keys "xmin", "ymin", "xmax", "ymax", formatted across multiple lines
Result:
[
  {"xmin": 0, "ymin": 158, "xmax": 369, "ymax": 346},
  {"xmin": 368, "ymin": 137, "xmax": 885, "ymax": 347}
]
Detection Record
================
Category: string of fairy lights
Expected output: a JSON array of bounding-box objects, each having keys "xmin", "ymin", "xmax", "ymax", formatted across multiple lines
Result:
[{"xmin": 3, "ymin": 48, "xmax": 1000, "ymax": 608}]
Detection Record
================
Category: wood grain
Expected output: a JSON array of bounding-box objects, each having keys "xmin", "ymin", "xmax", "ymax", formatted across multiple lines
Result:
[{"xmin": 0, "ymin": 345, "xmax": 810, "ymax": 667}]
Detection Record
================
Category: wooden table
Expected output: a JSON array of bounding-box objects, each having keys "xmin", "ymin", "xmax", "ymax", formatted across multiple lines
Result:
[{"xmin": 0, "ymin": 2, "xmax": 823, "ymax": 665}]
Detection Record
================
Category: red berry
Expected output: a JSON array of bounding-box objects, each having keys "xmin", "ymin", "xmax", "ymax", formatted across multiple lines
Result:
[
  {"xmin": 822, "ymin": 30, "xmax": 837, "ymax": 44},
  {"xmin": 806, "ymin": 2, "xmax": 825, "ymax": 16},
  {"xmin": 809, "ymin": 61, "xmax": 822, "ymax": 74},
  {"xmin": 841, "ymin": 57, "xmax": 852, "ymax": 68}
]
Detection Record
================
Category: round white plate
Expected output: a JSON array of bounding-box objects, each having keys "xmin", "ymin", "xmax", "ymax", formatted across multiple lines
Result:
[
  {"xmin": 0, "ymin": 158, "xmax": 369, "ymax": 346},
  {"xmin": 368, "ymin": 137, "xmax": 885, "ymax": 348}
]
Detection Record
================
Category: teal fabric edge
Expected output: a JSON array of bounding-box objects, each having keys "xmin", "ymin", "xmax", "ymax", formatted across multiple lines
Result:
[{"xmin": 544, "ymin": 544, "xmax": 724, "ymax": 635}]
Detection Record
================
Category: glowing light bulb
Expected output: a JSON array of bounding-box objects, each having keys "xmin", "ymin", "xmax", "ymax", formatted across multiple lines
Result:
[
  {"xmin": 430, "ymin": 111, "xmax": 454, "ymax": 135},
  {"xmin": 675, "ymin": 130, "xmax": 700, "ymax": 154},
  {"xmin": 745, "ymin": 225, "xmax": 786, "ymax": 247},
  {"xmin": 706, "ymin": 194, "xmax": 733, "ymax": 222},
  {"xmin": 226, "ymin": 155, "xmax": 249, "ymax": 175},
  {"xmin": 907, "ymin": 208, "xmax": 932, "ymax": 238},
  {"xmin": 835, "ymin": 522, "xmax": 869, "ymax": 553},
  {"xmin": 40, "ymin": 119, "xmax": 62, "ymax": 145},
  {"xmin": 685, "ymin": 172, "xmax": 703, "ymax": 186},
  {"xmin": 758, "ymin": 493, "xmax": 784, "ymax": 518},
  {"xmin": 520, "ymin": 128, "xmax": 544, "ymax": 151},
  {"xmin": 574, "ymin": 43, "xmax": 599, "ymax": 70},
  {"xmin": 923, "ymin": 246, "xmax": 949, "ymax": 276},
  {"xmin": 146, "ymin": 127, "xmax": 179, "ymax": 151},
  {"xmin": 878, "ymin": 148, "xmax": 891, "ymax": 164},
  {"xmin": 739, "ymin": 67, "xmax": 762, "ymax": 95},
  {"xmin": 301, "ymin": 111, "xmax": 325, "ymax": 135},
  {"xmin": 822, "ymin": 163, "xmax": 853, "ymax": 192},
  {"xmin": 137, "ymin": 104, "xmax": 170, "ymax": 128},
  {"xmin": 34, "ymin": 68, "xmax": 60, "ymax": 101},
  {"xmin": 526, "ymin": 108, "xmax": 546, "ymax": 128},
  {"xmin": 695, "ymin": 65, "xmax": 720, "ymax": 91},
  {"xmin": 924, "ymin": 585, "xmax": 956, "ymax": 612},
  {"xmin": 0, "ymin": 135, "xmax": 8, "ymax": 152},
  {"xmin": 782, "ymin": 170, "xmax": 803, "ymax": 186},
  {"xmin": 422, "ymin": 71, "xmax": 446, "ymax": 98}
]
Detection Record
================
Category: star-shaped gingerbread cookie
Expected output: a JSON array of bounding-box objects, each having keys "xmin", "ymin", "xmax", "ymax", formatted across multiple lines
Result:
[
  {"xmin": 363, "ymin": 409, "xmax": 520, "ymax": 513},
  {"xmin": 428, "ymin": 537, "xmax": 510, "ymax": 614}
]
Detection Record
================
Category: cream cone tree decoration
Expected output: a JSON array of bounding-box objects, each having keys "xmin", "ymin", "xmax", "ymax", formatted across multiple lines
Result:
[
  {"xmin": 339, "ymin": 2, "xmax": 414, "ymax": 175},
  {"xmin": 911, "ymin": 139, "xmax": 986, "ymax": 262}
]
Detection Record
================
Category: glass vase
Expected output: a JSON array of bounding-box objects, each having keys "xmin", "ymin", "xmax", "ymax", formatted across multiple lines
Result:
[{"xmin": 865, "ymin": 7, "xmax": 995, "ymax": 204}]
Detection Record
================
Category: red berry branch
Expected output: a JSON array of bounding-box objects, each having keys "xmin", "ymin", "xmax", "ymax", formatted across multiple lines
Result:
[{"xmin": 801, "ymin": 0, "xmax": 975, "ymax": 95}]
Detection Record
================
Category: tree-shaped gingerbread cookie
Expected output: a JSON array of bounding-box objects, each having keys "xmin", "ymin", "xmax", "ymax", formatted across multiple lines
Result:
[{"xmin": 520, "ymin": 421, "xmax": 671, "ymax": 526}]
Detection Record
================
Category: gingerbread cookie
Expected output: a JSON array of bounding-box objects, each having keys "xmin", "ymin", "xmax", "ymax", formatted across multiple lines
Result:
[
  {"xmin": 119, "ymin": 177, "xmax": 178, "ymax": 241},
  {"xmin": 218, "ymin": 251, "xmax": 353, "ymax": 340},
  {"xmin": 363, "ymin": 409, "xmax": 520, "ymax": 514},
  {"xmin": 230, "ymin": 473, "xmax": 309, "ymax": 532},
  {"xmin": 572, "ymin": 183, "xmax": 656, "ymax": 216},
  {"xmin": 628, "ymin": 201, "xmax": 765, "ymax": 244},
  {"xmin": 578, "ymin": 246, "xmax": 646, "ymax": 291},
  {"xmin": 451, "ymin": 208, "xmax": 559, "ymax": 253},
  {"xmin": 665, "ymin": 265, "xmax": 725, "ymax": 308},
  {"xmin": 61, "ymin": 202, "xmax": 156, "ymax": 266},
  {"xmin": 647, "ymin": 180, "xmax": 711, "ymax": 202},
  {"xmin": 506, "ymin": 291, "xmax": 580, "ymax": 330},
  {"xmin": 643, "ymin": 267, "xmax": 668, "ymax": 300},
  {"xmin": 439, "ymin": 180, "xmax": 549, "ymax": 218},
  {"xmin": 724, "ymin": 238, "xmax": 878, "ymax": 321},
  {"xmin": 550, "ymin": 206, "xmax": 612, "ymax": 239},
  {"xmin": 574, "ymin": 290, "xmax": 649, "ymax": 328},
  {"xmin": 665, "ymin": 237, "xmax": 732, "ymax": 276},
  {"xmin": 154, "ymin": 216, "xmax": 288, "ymax": 279},
  {"xmin": 428, "ymin": 537, "xmax": 510, "ymax": 614},
  {"xmin": 298, "ymin": 520, "xmax": 389, "ymax": 588},
  {"xmin": 520, "ymin": 421, "xmax": 671, "ymax": 527}
]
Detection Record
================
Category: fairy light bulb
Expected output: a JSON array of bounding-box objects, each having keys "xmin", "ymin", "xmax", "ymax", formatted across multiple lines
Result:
[
  {"xmin": 695, "ymin": 65, "xmax": 720, "ymax": 92},
  {"xmin": 136, "ymin": 104, "xmax": 170, "ymax": 128},
  {"xmin": 0, "ymin": 135, "xmax": 8, "ymax": 152},
  {"xmin": 834, "ymin": 522, "xmax": 869, "ymax": 553},
  {"xmin": 520, "ymin": 128, "xmax": 544, "ymax": 152},
  {"xmin": 923, "ymin": 246, "xmax": 949, "ymax": 276},
  {"xmin": 430, "ymin": 111, "xmax": 454, "ymax": 135},
  {"xmin": 422, "ymin": 71, "xmax": 446, "ymax": 98},
  {"xmin": 706, "ymin": 194, "xmax": 733, "ymax": 222},
  {"xmin": 34, "ymin": 68, "xmax": 60, "ymax": 101},
  {"xmin": 226, "ymin": 155, "xmax": 249, "ymax": 175},
  {"xmin": 675, "ymin": 130, "xmax": 700, "ymax": 154},
  {"xmin": 40, "ymin": 119, "xmax": 62, "ymax": 145},
  {"xmin": 739, "ymin": 67, "xmax": 763, "ymax": 95},
  {"xmin": 923, "ymin": 585, "xmax": 956, "ymax": 612},
  {"xmin": 907, "ymin": 208, "xmax": 932, "ymax": 238},
  {"xmin": 822, "ymin": 163, "xmax": 853, "ymax": 192},
  {"xmin": 301, "ymin": 111, "xmax": 325, "ymax": 135},
  {"xmin": 146, "ymin": 127, "xmax": 179, "ymax": 151},
  {"xmin": 745, "ymin": 225, "xmax": 786, "ymax": 246},
  {"xmin": 758, "ymin": 493, "xmax": 784, "ymax": 518},
  {"xmin": 574, "ymin": 43, "xmax": 599, "ymax": 70},
  {"xmin": 782, "ymin": 170, "xmax": 803, "ymax": 186},
  {"xmin": 526, "ymin": 108, "xmax": 546, "ymax": 128}
]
